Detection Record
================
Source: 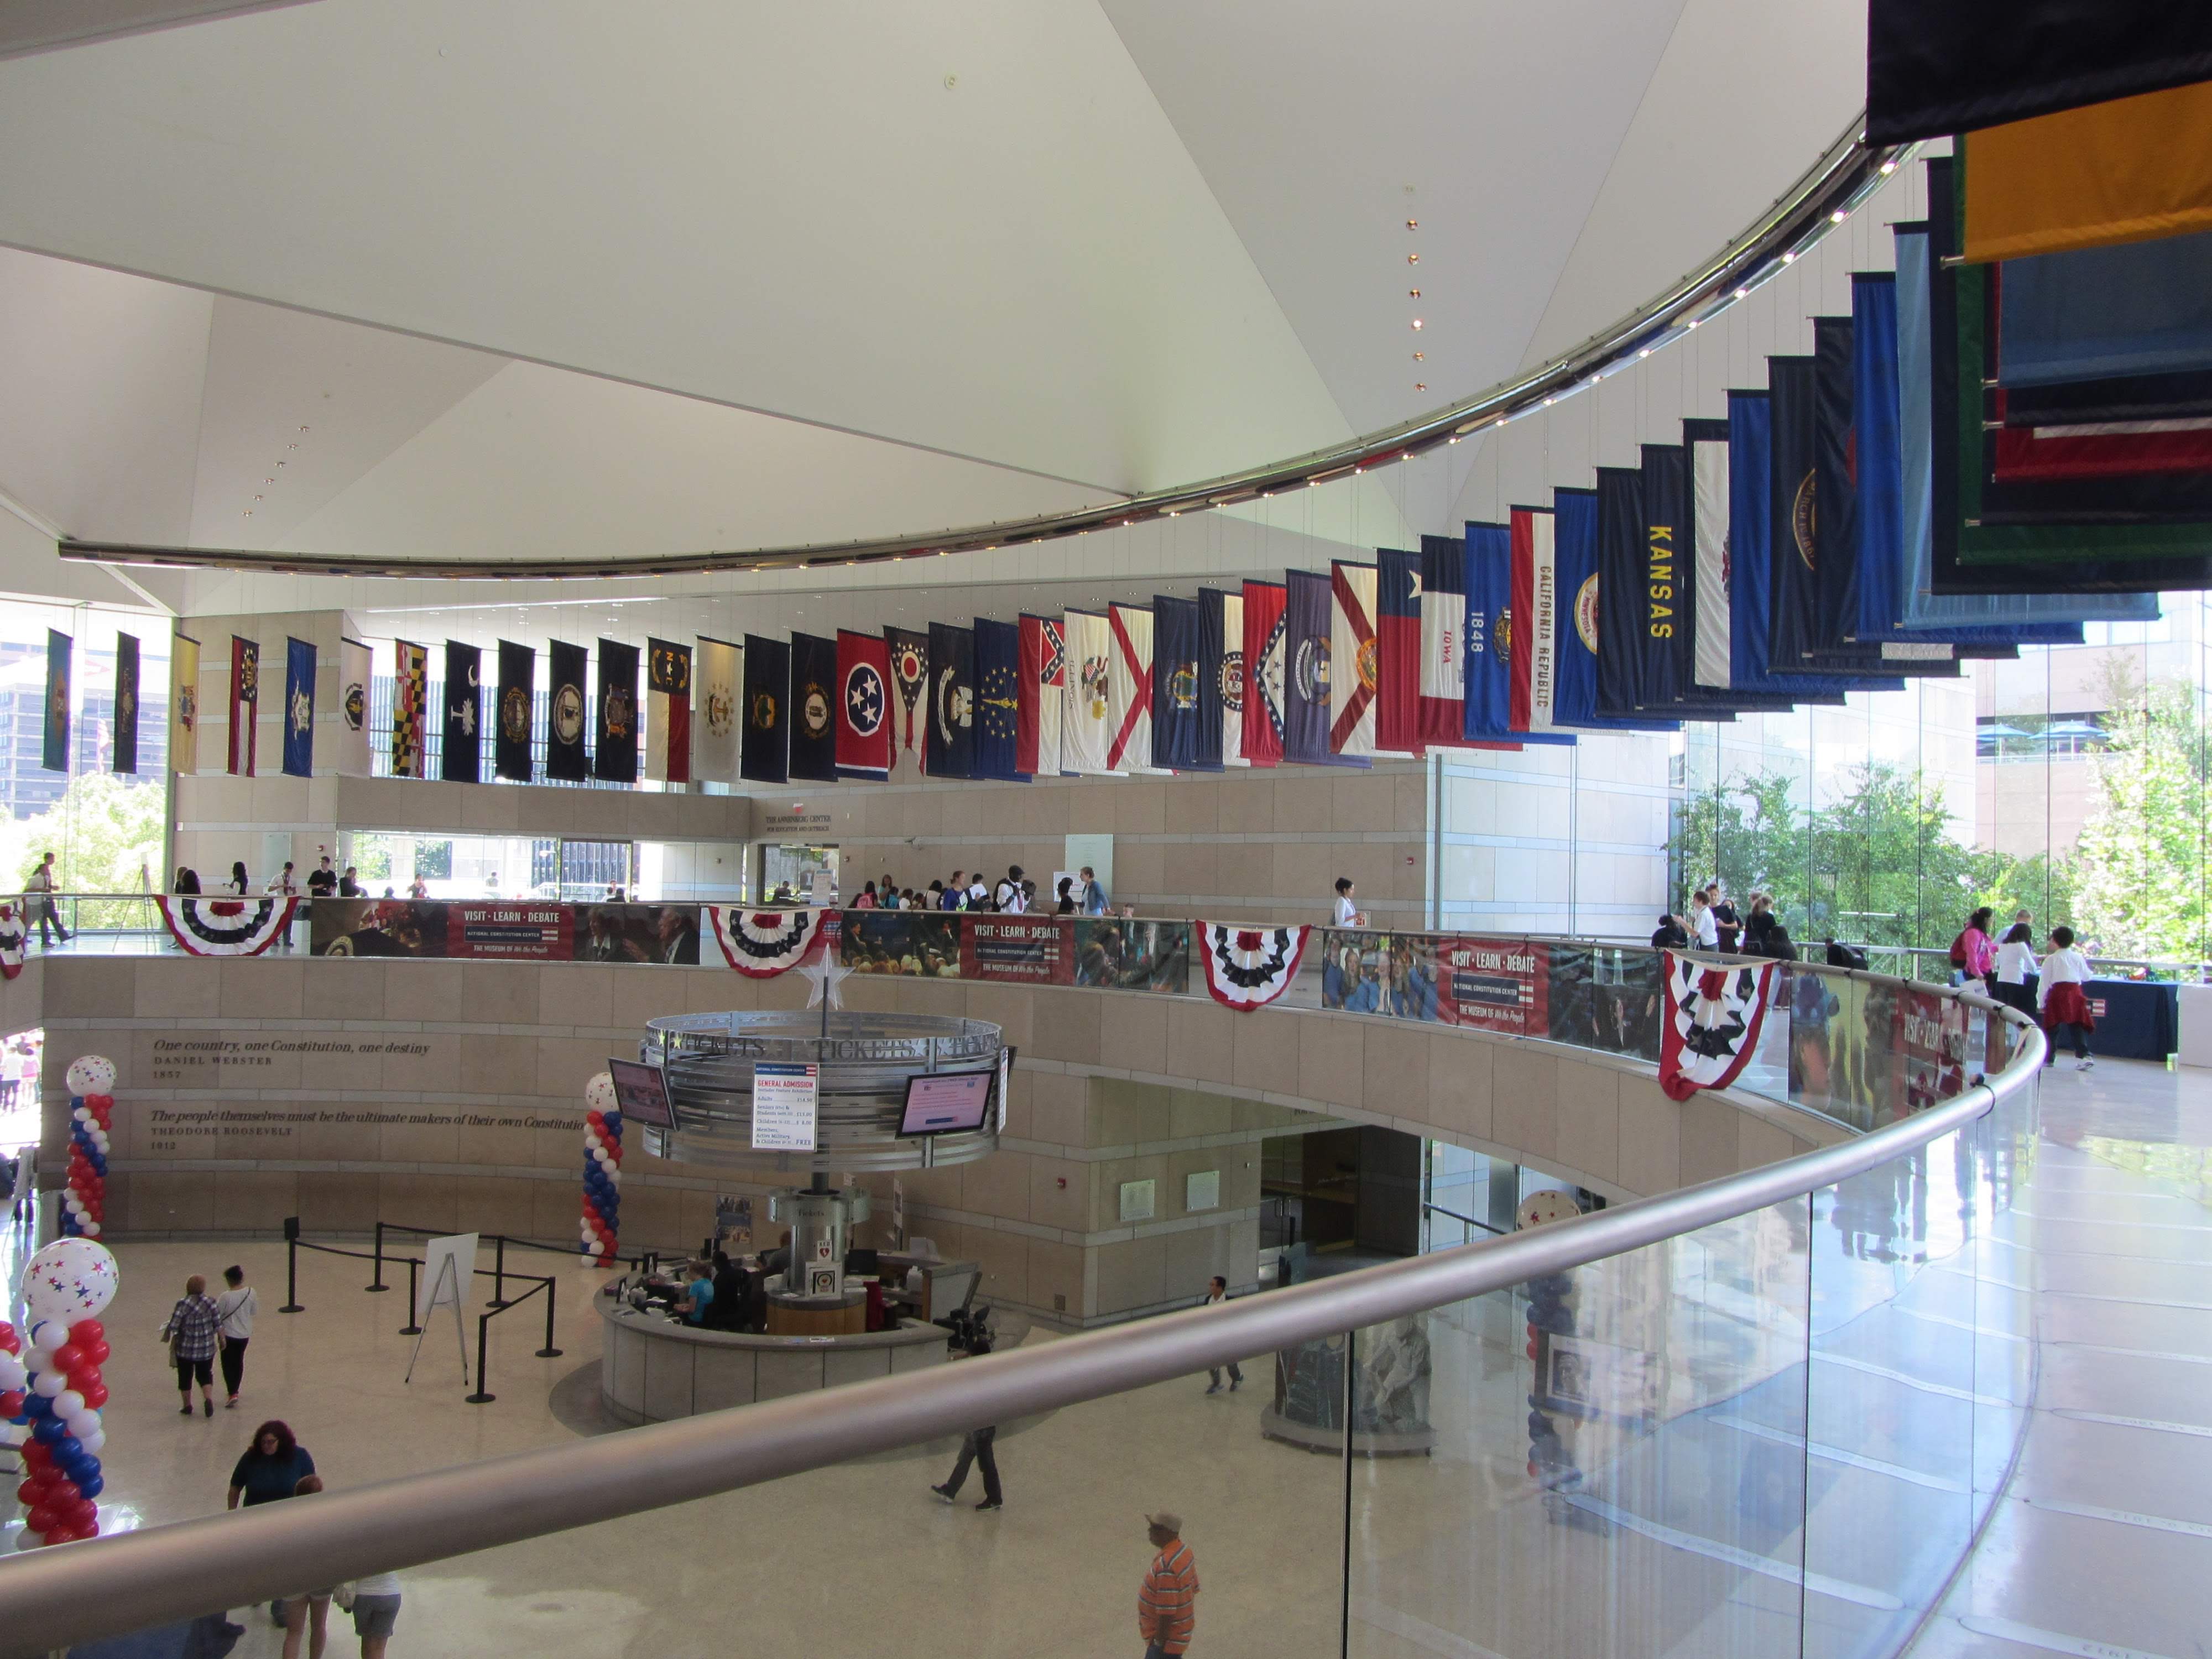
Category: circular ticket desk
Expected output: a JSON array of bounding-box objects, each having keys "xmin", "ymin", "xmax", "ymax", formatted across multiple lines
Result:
[{"xmin": 598, "ymin": 1297, "xmax": 948, "ymax": 1424}]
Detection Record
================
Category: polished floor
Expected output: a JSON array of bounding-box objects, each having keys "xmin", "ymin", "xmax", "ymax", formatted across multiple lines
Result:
[{"xmin": 2, "ymin": 1058, "xmax": 2208, "ymax": 1656}]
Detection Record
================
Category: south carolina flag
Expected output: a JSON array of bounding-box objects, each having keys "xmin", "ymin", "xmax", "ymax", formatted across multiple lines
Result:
[
  {"xmin": 645, "ymin": 638, "xmax": 692, "ymax": 783},
  {"xmin": 1018, "ymin": 614, "xmax": 1063, "ymax": 776},
  {"xmin": 1508, "ymin": 507, "xmax": 1560, "ymax": 734},
  {"xmin": 1105, "ymin": 603, "xmax": 1159, "ymax": 773},
  {"xmin": 1375, "ymin": 548, "xmax": 1425, "ymax": 755},
  {"xmin": 836, "ymin": 629, "xmax": 891, "ymax": 779}
]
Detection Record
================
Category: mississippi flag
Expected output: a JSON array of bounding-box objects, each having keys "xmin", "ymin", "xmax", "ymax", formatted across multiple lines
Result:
[
  {"xmin": 1508, "ymin": 507, "xmax": 1560, "ymax": 734},
  {"xmin": 1375, "ymin": 547, "xmax": 1425, "ymax": 755},
  {"xmin": 1105, "ymin": 602, "xmax": 1156, "ymax": 773},
  {"xmin": 645, "ymin": 638, "xmax": 692, "ymax": 782},
  {"xmin": 1240, "ymin": 578, "xmax": 1286, "ymax": 767},
  {"xmin": 836, "ymin": 629, "xmax": 891, "ymax": 778},
  {"xmin": 1018, "ymin": 614, "xmax": 1064, "ymax": 776}
]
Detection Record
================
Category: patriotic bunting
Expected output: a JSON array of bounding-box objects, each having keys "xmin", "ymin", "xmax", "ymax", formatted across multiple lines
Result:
[
  {"xmin": 707, "ymin": 906, "xmax": 824, "ymax": 977},
  {"xmin": 1198, "ymin": 922, "xmax": 1312, "ymax": 1012},
  {"xmin": 0, "ymin": 905, "xmax": 24, "ymax": 979},
  {"xmin": 1656, "ymin": 950, "xmax": 1782, "ymax": 1102},
  {"xmin": 155, "ymin": 895, "xmax": 299, "ymax": 957}
]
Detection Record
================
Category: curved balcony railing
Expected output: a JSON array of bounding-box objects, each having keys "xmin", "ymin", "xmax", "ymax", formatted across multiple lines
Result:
[{"xmin": 1, "ymin": 937, "xmax": 2042, "ymax": 1658}]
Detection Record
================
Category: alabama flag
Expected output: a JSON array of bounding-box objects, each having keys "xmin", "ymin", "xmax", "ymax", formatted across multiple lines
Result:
[
  {"xmin": 1018, "ymin": 614, "xmax": 1064, "ymax": 776},
  {"xmin": 1105, "ymin": 603, "xmax": 1157, "ymax": 773},
  {"xmin": 836, "ymin": 629, "xmax": 891, "ymax": 778},
  {"xmin": 1507, "ymin": 507, "xmax": 1561, "ymax": 735},
  {"xmin": 1375, "ymin": 548, "xmax": 1425, "ymax": 756}
]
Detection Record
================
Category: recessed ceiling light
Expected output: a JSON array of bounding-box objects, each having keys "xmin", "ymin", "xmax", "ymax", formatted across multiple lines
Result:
[
  {"xmin": 1409, "ymin": 289, "xmax": 1420, "ymax": 299},
  {"xmin": 1415, "ymin": 383, "xmax": 1426, "ymax": 392},
  {"xmin": 1411, "ymin": 319, "xmax": 1423, "ymax": 330},
  {"xmin": 1407, "ymin": 253, "xmax": 1418, "ymax": 265},
  {"xmin": 1406, "ymin": 219, "xmax": 1417, "ymax": 230},
  {"xmin": 1782, "ymin": 251, "xmax": 1796, "ymax": 263},
  {"xmin": 1413, "ymin": 351, "xmax": 1424, "ymax": 361},
  {"xmin": 1830, "ymin": 209, "xmax": 1846, "ymax": 223}
]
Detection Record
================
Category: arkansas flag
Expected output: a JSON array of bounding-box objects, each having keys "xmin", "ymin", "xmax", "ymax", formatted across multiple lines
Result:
[
  {"xmin": 1018, "ymin": 614, "xmax": 1063, "ymax": 776},
  {"xmin": 836, "ymin": 629, "xmax": 891, "ymax": 779},
  {"xmin": 1240, "ymin": 578, "xmax": 1286, "ymax": 767},
  {"xmin": 1105, "ymin": 602, "xmax": 1156, "ymax": 773},
  {"xmin": 645, "ymin": 638, "xmax": 692, "ymax": 783},
  {"xmin": 1508, "ymin": 507, "xmax": 1561, "ymax": 735},
  {"xmin": 1375, "ymin": 548, "xmax": 1425, "ymax": 755},
  {"xmin": 1657, "ymin": 951, "xmax": 1781, "ymax": 1101}
]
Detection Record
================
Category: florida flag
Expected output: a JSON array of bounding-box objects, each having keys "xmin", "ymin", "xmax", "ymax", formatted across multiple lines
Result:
[
  {"xmin": 1375, "ymin": 548, "xmax": 1425, "ymax": 755},
  {"xmin": 836, "ymin": 629, "xmax": 891, "ymax": 778},
  {"xmin": 1507, "ymin": 507, "xmax": 1561, "ymax": 735},
  {"xmin": 1329, "ymin": 561, "xmax": 1409, "ymax": 758},
  {"xmin": 1018, "ymin": 614, "xmax": 1064, "ymax": 776}
]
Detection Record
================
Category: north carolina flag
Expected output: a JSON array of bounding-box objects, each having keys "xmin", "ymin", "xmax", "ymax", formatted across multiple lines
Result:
[
  {"xmin": 1240, "ymin": 580, "xmax": 1285, "ymax": 768},
  {"xmin": 1375, "ymin": 547, "xmax": 1425, "ymax": 755},
  {"xmin": 1508, "ymin": 508, "xmax": 1560, "ymax": 734},
  {"xmin": 645, "ymin": 638, "xmax": 692, "ymax": 783},
  {"xmin": 1416, "ymin": 534, "xmax": 1468, "ymax": 746},
  {"xmin": 1017, "ymin": 614, "xmax": 1063, "ymax": 776},
  {"xmin": 836, "ymin": 629, "xmax": 891, "ymax": 779}
]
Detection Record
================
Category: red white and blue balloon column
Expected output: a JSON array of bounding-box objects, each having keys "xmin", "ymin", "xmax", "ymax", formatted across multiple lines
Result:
[
  {"xmin": 7, "ymin": 1237, "xmax": 119, "ymax": 1550},
  {"xmin": 579, "ymin": 1072, "xmax": 622, "ymax": 1266},
  {"xmin": 60, "ymin": 1055, "xmax": 116, "ymax": 1239}
]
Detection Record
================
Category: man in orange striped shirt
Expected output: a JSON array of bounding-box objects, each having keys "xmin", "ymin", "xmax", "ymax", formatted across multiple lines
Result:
[{"xmin": 1139, "ymin": 1511, "xmax": 1199, "ymax": 1657}]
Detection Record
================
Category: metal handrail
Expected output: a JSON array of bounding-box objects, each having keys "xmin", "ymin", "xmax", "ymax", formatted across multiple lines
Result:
[
  {"xmin": 55, "ymin": 119, "xmax": 1893, "ymax": 581},
  {"xmin": 0, "ymin": 985, "xmax": 2044, "ymax": 1654}
]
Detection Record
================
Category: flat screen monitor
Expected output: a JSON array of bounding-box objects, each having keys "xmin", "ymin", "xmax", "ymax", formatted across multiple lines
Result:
[
  {"xmin": 898, "ymin": 1070, "xmax": 994, "ymax": 1136},
  {"xmin": 606, "ymin": 1058, "xmax": 676, "ymax": 1128},
  {"xmin": 844, "ymin": 1247, "xmax": 880, "ymax": 1278}
]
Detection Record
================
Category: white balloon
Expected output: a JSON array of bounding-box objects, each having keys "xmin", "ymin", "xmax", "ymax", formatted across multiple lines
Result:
[
  {"xmin": 64, "ymin": 1410, "xmax": 98, "ymax": 1438},
  {"xmin": 80, "ymin": 1223, "xmax": 100, "ymax": 1238},
  {"xmin": 583, "ymin": 1132, "xmax": 601, "ymax": 1151},
  {"xmin": 19, "ymin": 1239, "xmax": 119, "ymax": 1324},
  {"xmin": 28, "ymin": 1321, "xmax": 65, "ymax": 1352},
  {"xmin": 77, "ymin": 1428, "xmax": 103, "ymax": 1454},
  {"xmin": 31, "ymin": 1371, "xmax": 64, "ymax": 1397},
  {"xmin": 64, "ymin": 1056, "xmax": 116, "ymax": 1097},
  {"xmin": 587, "ymin": 1238, "xmax": 606, "ymax": 1255},
  {"xmin": 583, "ymin": 1072, "xmax": 619, "ymax": 1113},
  {"xmin": 13, "ymin": 1530, "xmax": 41, "ymax": 1552},
  {"xmin": 0, "ymin": 1355, "xmax": 23, "ymax": 1390},
  {"xmin": 70, "ymin": 1105, "xmax": 87, "ymax": 1123},
  {"xmin": 53, "ymin": 1389, "xmax": 84, "ymax": 1418}
]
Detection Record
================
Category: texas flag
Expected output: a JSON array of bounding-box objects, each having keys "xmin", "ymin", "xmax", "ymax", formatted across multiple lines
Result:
[
  {"xmin": 1375, "ymin": 547, "xmax": 1425, "ymax": 756},
  {"xmin": 1507, "ymin": 507, "xmax": 1560, "ymax": 735},
  {"xmin": 835, "ymin": 629, "xmax": 891, "ymax": 778}
]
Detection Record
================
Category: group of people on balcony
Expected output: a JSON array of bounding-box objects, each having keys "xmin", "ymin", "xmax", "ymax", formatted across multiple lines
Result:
[{"xmin": 1653, "ymin": 881, "xmax": 1800, "ymax": 961}]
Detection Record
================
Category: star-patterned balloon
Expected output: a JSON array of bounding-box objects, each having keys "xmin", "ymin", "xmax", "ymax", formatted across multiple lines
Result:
[
  {"xmin": 63, "ymin": 1056, "xmax": 114, "ymax": 1097},
  {"xmin": 19, "ymin": 1238, "xmax": 118, "ymax": 1324}
]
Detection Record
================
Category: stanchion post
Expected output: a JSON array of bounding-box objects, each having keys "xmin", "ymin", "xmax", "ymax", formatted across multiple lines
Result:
[
  {"xmin": 279, "ymin": 1232, "xmax": 304, "ymax": 1313},
  {"xmin": 400, "ymin": 1258, "xmax": 422, "ymax": 1337},
  {"xmin": 366, "ymin": 1222, "xmax": 388, "ymax": 1293},
  {"xmin": 491, "ymin": 1236, "xmax": 508, "ymax": 1308},
  {"xmin": 536, "ymin": 1276, "xmax": 562, "ymax": 1359},
  {"xmin": 466, "ymin": 1313, "xmax": 495, "ymax": 1404}
]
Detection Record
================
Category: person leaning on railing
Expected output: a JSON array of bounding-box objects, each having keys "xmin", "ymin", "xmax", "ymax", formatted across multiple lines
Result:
[{"xmin": 24, "ymin": 851, "xmax": 69, "ymax": 948}]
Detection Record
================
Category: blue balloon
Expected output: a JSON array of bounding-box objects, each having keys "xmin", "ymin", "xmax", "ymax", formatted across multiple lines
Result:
[
  {"xmin": 76, "ymin": 1474, "xmax": 103, "ymax": 1499},
  {"xmin": 50, "ymin": 1434, "xmax": 80, "ymax": 1460},
  {"xmin": 31, "ymin": 1417, "xmax": 68, "ymax": 1443},
  {"xmin": 21, "ymin": 1392, "xmax": 53, "ymax": 1420}
]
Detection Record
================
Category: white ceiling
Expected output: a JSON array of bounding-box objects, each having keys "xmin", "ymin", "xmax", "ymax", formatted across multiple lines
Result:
[{"xmin": 0, "ymin": 0, "xmax": 1868, "ymax": 604}]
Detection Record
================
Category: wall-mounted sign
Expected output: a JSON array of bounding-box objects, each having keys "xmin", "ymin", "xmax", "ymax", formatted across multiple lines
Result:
[
  {"xmin": 1119, "ymin": 1178, "xmax": 1156, "ymax": 1223},
  {"xmin": 1185, "ymin": 1170, "xmax": 1220, "ymax": 1213},
  {"xmin": 751, "ymin": 1061, "xmax": 820, "ymax": 1151},
  {"xmin": 760, "ymin": 810, "xmax": 835, "ymax": 836}
]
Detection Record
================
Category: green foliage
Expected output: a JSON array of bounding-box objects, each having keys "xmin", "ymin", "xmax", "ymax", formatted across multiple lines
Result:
[
  {"xmin": 0, "ymin": 773, "xmax": 168, "ymax": 929},
  {"xmin": 2069, "ymin": 661, "xmax": 2209, "ymax": 961}
]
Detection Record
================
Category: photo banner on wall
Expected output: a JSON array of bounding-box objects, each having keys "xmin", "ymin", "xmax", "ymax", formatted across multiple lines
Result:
[
  {"xmin": 1240, "ymin": 579, "xmax": 1286, "ymax": 766},
  {"xmin": 281, "ymin": 637, "xmax": 315, "ymax": 779},
  {"xmin": 693, "ymin": 637, "xmax": 741, "ymax": 784},
  {"xmin": 391, "ymin": 640, "xmax": 427, "ymax": 778},
  {"xmin": 112, "ymin": 632, "xmax": 139, "ymax": 775},
  {"xmin": 442, "ymin": 640, "xmax": 481, "ymax": 783},
  {"xmin": 227, "ymin": 634, "xmax": 257, "ymax": 777},
  {"xmin": 740, "ymin": 633, "xmax": 790, "ymax": 784},
  {"xmin": 337, "ymin": 638, "xmax": 372, "ymax": 777},
  {"xmin": 41, "ymin": 628, "xmax": 69, "ymax": 775},
  {"xmin": 842, "ymin": 910, "xmax": 963, "ymax": 977},
  {"xmin": 789, "ymin": 631, "xmax": 839, "ymax": 783},
  {"xmin": 311, "ymin": 898, "xmax": 697, "ymax": 963},
  {"xmin": 546, "ymin": 639, "xmax": 589, "ymax": 781},
  {"xmin": 959, "ymin": 916, "xmax": 1075, "ymax": 985},
  {"xmin": 494, "ymin": 640, "xmax": 535, "ymax": 782},
  {"xmin": 645, "ymin": 638, "xmax": 692, "ymax": 784},
  {"xmin": 836, "ymin": 629, "xmax": 891, "ymax": 779},
  {"xmin": 593, "ymin": 638, "xmax": 639, "ymax": 782},
  {"xmin": 169, "ymin": 633, "xmax": 200, "ymax": 775}
]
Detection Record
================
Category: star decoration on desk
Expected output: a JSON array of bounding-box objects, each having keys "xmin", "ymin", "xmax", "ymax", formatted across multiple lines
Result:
[{"xmin": 796, "ymin": 942, "xmax": 854, "ymax": 1010}]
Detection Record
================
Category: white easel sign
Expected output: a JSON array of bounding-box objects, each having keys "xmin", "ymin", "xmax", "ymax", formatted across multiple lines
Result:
[{"xmin": 752, "ymin": 1062, "xmax": 820, "ymax": 1152}]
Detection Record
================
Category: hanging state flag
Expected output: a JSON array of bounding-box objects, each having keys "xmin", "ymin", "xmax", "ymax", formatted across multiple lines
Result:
[
  {"xmin": 740, "ymin": 634, "xmax": 791, "ymax": 784},
  {"xmin": 1961, "ymin": 83, "xmax": 2212, "ymax": 263},
  {"xmin": 1766, "ymin": 359, "xmax": 1823, "ymax": 673},
  {"xmin": 169, "ymin": 633, "xmax": 200, "ymax": 776},
  {"xmin": 336, "ymin": 638, "xmax": 372, "ymax": 777},
  {"xmin": 1415, "ymin": 535, "xmax": 1467, "ymax": 746},
  {"xmin": 926, "ymin": 622, "xmax": 978, "ymax": 780},
  {"xmin": 494, "ymin": 640, "xmax": 535, "ymax": 782},
  {"xmin": 1328, "ymin": 561, "xmax": 1393, "ymax": 758},
  {"xmin": 974, "ymin": 618, "xmax": 1025, "ymax": 781},
  {"xmin": 1553, "ymin": 488, "xmax": 1676, "ymax": 732},
  {"xmin": 391, "ymin": 640, "xmax": 427, "ymax": 778},
  {"xmin": 282, "ymin": 637, "xmax": 316, "ymax": 779},
  {"xmin": 1374, "ymin": 549, "xmax": 1424, "ymax": 755},
  {"xmin": 1811, "ymin": 317, "xmax": 1861, "ymax": 655},
  {"xmin": 1687, "ymin": 420, "xmax": 1733, "ymax": 688},
  {"xmin": 1105, "ymin": 603, "xmax": 1156, "ymax": 773},
  {"xmin": 1507, "ymin": 510, "xmax": 1559, "ymax": 733},
  {"xmin": 1865, "ymin": 3, "xmax": 2212, "ymax": 145},
  {"xmin": 1061, "ymin": 610, "xmax": 1114, "ymax": 774},
  {"xmin": 787, "ymin": 632, "xmax": 839, "ymax": 784},
  {"xmin": 1240, "ymin": 580, "xmax": 1286, "ymax": 767},
  {"xmin": 1191, "ymin": 589, "xmax": 1225, "ymax": 770},
  {"xmin": 1200, "ymin": 588, "xmax": 1244, "ymax": 768},
  {"xmin": 546, "ymin": 640, "xmax": 589, "ymax": 781},
  {"xmin": 223, "ymin": 634, "xmax": 258, "ymax": 776},
  {"xmin": 111, "ymin": 632, "xmax": 139, "ymax": 774},
  {"xmin": 693, "ymin": 637, "xmax": 741, "ymax": 784},
  {"xmin": 1462, "ymin": 522, "xmax": 1513, "ymax": 740},
  {"xmin": 593, "ymin": 639, "xmax": 639, "ymax": 782},
  {"xmin": 39, "ymin": 628, "xmax": 69, "ymax": 775},
  {"xmin": 836, "ymin": 630, "xmax": 892, "ymax": 779},
  {"xmin": 885, "ymin": 628, "xmax": 930, "ymax": 779},
  {"xmin": 1999, "ymin": 229, "xmax": 2212, "ymax": 385},
  {"xmin": 441, "ymin": 640, "xmax": 481, "ymax": 783},
  {"xmin": 1285, "ymin": 570, "xmax": 1358, "ymax": 766},
  {"xmin": 1017, "ymin": 614, "xmax": 1064, "ymax": 776},
  {"xmin": 645, "ymin": 639, "xmax": 693, "ymax": 784},
  {"xmin": 1150, "ymin": 595, "xmax": 1205, "ymax": 771},
  {"xmin": 1594, "ymin": 471, "xmax": 1650, "ymax": 715}
]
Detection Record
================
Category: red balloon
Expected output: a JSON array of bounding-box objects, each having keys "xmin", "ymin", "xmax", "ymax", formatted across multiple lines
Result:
[
  {"xmin": 62, "ymin": 1498, "xmax": 96, "ymax": 1528},
  {"xmin": 46, "ymin": 1480, "xmax": 80, "ymax": 1507},
  {"xmin": 0, "ymin": 1389, "xmax": 23, "ymax": 1416},
  {"xmin": 17, "ymin": 1477, "xmax": 48, "ymax": 1505},
  {"xmin": 69, "ymin": 1362, "xmax": 101, "ymax": 1387},
  {"xmin": 49, "ymin": 1344, "xmax": 82, "ymax": 1374},
  {"xmin": 69, "ymin": 1321, "xmax": 103, "ymax": 1345},
  {"xmin": 0, "ymin": 1320, "xmax": 16, "ymax": 1352},
  {"xmin": 24, "ymin": 1503, "xmax": 57, "ymax": 1534},
  {"xmin": 79, "ymin": 1382, "xmax": 107, "ymax": 1410},
  {"xmin": 21, "ymin": 1442, "xmax": 51, "ymax": 1470}
]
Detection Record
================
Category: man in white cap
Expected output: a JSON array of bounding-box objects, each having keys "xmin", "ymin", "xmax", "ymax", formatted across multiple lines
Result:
[{"xmin": 1139, "ymin": 1511, "xmax": 1199, "ymax": 1658}]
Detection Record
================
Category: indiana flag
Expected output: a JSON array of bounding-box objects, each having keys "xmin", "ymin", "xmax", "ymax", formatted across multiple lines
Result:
[
  {"xmin": 645, "ymin": 638, "xmax": 692, "ymax": 783},
  {"xmin": 1375, "ymin": 548, "xmax": 1425, "ymax": 755},
  {"xmin": 1240, "ymin": 579, "xmax": 1286, "ymax": 767},
  {"xmin": 1508, "ymin": 507, "xmax": 1561, "ymax": 734},
  {"xmin": 228, "ymin": 634, "xmax": 258, "ymax": 776},
  {"xmin": 836, "ymin": 629, "xmax": 891, "ymax": 779},
  {"xmin": 1329, "ymin": 561, "xmax": 1402, "ymax": 758},
  {"xmin": 1417, "ymin": 534, "xmax": 1467, "ymax": 745},
  {"xmin": 1202, "ymin": 587, "xmax": 1247, "ymax": 766},
  {"xmin": 1018, "ymin": 614, "xmax": 1063, "ymax": 776},
  {"xmin": 1106, "ymin": 602, "xmax": 1156, "ymax": 773}
]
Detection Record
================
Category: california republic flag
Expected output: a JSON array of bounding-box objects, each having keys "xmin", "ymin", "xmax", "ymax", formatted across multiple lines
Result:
[
  {"xmin": 1198, "ymin": 922, "xmax": 1313, "ymax": 1011},
  {"xmin": 1656, "ymin": 950, "xmax": 1781, "ymax": 1101}
]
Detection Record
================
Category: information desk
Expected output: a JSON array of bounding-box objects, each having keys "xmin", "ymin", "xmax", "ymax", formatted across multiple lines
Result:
[
  {"xmin": 765, "ymin": 1286, "xmax": 869, "ymax": 1337},
  {"xmin": 598, "ymin": 1298, "xmax": 947, "ymax": 1425},
  {"xmin": 2080, "ymin": 978, "xmax": 2179, "ymax": 1061}
]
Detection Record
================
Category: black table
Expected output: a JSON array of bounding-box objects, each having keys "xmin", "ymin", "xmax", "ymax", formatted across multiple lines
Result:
[{"xmin": 2077, "ymin": 978, "xmax": 2177, "ymax": 1061}]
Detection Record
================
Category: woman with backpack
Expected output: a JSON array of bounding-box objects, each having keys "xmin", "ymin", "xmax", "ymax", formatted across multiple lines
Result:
[{"xmin": 1950, "ymin": 907, "xmax": 1996, "ymax": 995}]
